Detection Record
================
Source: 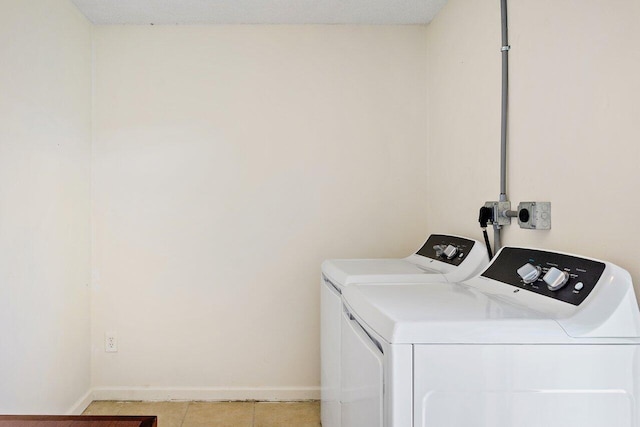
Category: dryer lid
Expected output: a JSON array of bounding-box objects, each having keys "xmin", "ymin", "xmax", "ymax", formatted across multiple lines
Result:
[
  {"xmin": 342, "ymin": 246, "xmax": 640, "ymax": 344},
  {"xmin": 343, "ymin": 282, "xmax": 570, "ymax": 344}
]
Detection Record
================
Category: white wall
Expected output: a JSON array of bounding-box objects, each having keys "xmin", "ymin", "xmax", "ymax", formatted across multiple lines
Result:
[
  {"xmin": 0, "ymin": 0, "xmax": 92, "ymax": 414},
  {"xmin": 91, "ymin": 25, "xmax": 428, "ymax": 399},
  {"xmin": 425, "ymin": 0, "xmax": 640, "ymax": 290}
]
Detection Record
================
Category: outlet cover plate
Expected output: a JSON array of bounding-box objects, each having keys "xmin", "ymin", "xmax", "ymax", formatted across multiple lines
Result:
[
  {"xmin": 105, "ymin": 332, "xmax": 118, "ymax": 352},
  {"xmin": 518, "ymin": 201, "xmax": 551, "ymax": 230}
]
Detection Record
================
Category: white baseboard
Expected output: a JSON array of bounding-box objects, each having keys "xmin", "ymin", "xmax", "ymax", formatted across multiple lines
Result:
[
  {"xmin": 67, "ymin": 389, "xmax": 94, "ymax": 414},
  {"xmin": 91, "ymin": 386, "xmax": 320, "ymax": 402}
]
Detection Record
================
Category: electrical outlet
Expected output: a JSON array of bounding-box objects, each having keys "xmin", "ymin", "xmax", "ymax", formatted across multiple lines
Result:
[
  {"xmin": 484, "ymin": 201, "xmax": 512, "ymax": 226},
  {"xmin": 517, "ymin": 202, "xmax": 551, "ymax": 230},
  {"xmin": 105, "ymin": 332, "xmax": 118, "ymax": 352}
]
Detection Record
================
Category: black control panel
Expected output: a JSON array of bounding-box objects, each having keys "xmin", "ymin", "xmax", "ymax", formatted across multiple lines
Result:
[
  {"xmin": 415, "ymin": 234, "xmax": 476, "ymax": 266},
  {"xmin": 481, "ymin": 247, "xmax": 606, "ymax": 306}
]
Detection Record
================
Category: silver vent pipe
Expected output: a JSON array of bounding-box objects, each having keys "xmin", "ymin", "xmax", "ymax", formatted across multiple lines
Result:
[{"xmin": 494, "ymin": 0, "xmax": 510, "ymax": 252}]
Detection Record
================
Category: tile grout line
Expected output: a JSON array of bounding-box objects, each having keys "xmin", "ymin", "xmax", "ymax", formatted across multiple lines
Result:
[
  {"xmin": 252, "ymin": 401, "xmax": 256, "ymax": 427},
  {"xmin": 178, "ymin": 401, "xmax": 189, "ymax": 427}
]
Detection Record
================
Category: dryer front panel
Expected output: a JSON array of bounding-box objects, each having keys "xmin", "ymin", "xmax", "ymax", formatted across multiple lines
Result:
[{"xmin": 414, "ymin": 344, "xmax": 640, "ymax": 427}]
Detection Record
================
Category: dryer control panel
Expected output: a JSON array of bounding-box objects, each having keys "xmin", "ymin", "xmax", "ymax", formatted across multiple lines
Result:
[
  {"xmin": 481, "ymin": 247, "xmax": 605, "ymax": 306},
  {"xmin": 416, "ymin": 234, "xmax": 476, "ymax": 267}
]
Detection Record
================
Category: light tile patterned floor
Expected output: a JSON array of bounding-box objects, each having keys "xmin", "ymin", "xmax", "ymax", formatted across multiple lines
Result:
[{"xmin": 83, "ymin": 401, "xmax": 320, "ymax": 427}]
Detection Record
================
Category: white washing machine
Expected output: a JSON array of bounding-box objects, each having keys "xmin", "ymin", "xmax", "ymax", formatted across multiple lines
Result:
[
  {"xmin": 321, "ymin": 234, "xmax": 489, "ymax": 427},
  {"xmin": 341, "ymin": 246, "xmax": 640, "ymax": 427}
]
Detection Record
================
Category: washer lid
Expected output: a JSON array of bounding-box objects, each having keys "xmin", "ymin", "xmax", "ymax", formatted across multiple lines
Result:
[
  {"xmin": 343, "ymin": 282, "xmax": 571, "ymax": 344},
  {"xmin": 322, "ymin": 258, "xmax": 441, "ymax": 289},
  {"xmin": 321, "ymin": 234, "xmax": 488, "ymax": 288}
]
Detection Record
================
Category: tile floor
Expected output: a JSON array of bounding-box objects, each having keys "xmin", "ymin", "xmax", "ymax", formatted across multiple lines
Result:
[{"xmin": 83, "ymin": 400, "xmax": 320, "ymax": 427}]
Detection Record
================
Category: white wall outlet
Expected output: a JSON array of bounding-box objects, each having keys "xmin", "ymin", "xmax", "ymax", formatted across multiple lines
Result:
[{"xmin": 105, "ymin": 331, "xmax": 118, "ymax": 352}]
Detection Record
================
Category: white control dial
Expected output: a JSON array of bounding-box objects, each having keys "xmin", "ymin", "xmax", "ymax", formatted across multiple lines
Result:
[
  {"xmin": 543, "ymin": 267, "xmax": 570, "ymax": 291},
  {"xmin": 517, "ymin": 263, "xmax": 542, "ymax": 284},
  {"xmin": 443, "ymin": 245, "xmax": 458, "ymax": 259}
]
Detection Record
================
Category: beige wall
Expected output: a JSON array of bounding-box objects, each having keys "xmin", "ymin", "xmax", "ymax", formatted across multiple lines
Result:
[
  {"xmin": 425, "ymin": 0, "xmax": 640, "ymax": 290},
  {"xmin": 6, "ymin": 0, "xmax": 634, "ymax": 407},
  {"xmin": 0, "ymin": 0, "xmax": 92, "ymax": 413},
  {"xmin": 91, "ymin": 25, "xmax": 429, "ymax": 399}
]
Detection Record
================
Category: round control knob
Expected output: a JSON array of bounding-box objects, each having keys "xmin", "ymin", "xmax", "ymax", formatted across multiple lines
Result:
[
  {"xmin": 443, "ymin": 245, "xmax": 458, "ymax": 259},
  {"xmin": 543, "ymin": 267, "xmax": 570, "ymax": 291},
  {"xmin": 517, "ymin": 263, "xmax": 542, "ymax": 284}
]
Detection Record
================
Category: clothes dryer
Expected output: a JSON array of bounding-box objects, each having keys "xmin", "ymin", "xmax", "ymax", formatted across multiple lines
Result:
[
  {"xmin": 321, "ymin": 234, "xmax": 489, "ymax": 427},
  {"xmin": 341, "ymin": 246, "xmax": 640, "ymax": 427}
]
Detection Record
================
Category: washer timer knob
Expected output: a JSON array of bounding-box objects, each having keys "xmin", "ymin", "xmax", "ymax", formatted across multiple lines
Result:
[
  {"xmin": 443, "ymin": 245, "xmax": 458, "ymax": 259},
  {"xmin": 517, "ymin": 263, "xmax": 542, "ymax": 284},
  {"xmin": 543, "ymin": 267, "xmax": 570, "ymax": 291}
]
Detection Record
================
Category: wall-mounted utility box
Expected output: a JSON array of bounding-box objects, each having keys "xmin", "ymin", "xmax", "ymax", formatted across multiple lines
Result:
[
  {"xmin": 484, "ymin": 200, "xmax": 512, "ymax": 226},
  {"xmin": 517, "ymin": 202, "xmax": 551, "ymax": 230}
]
